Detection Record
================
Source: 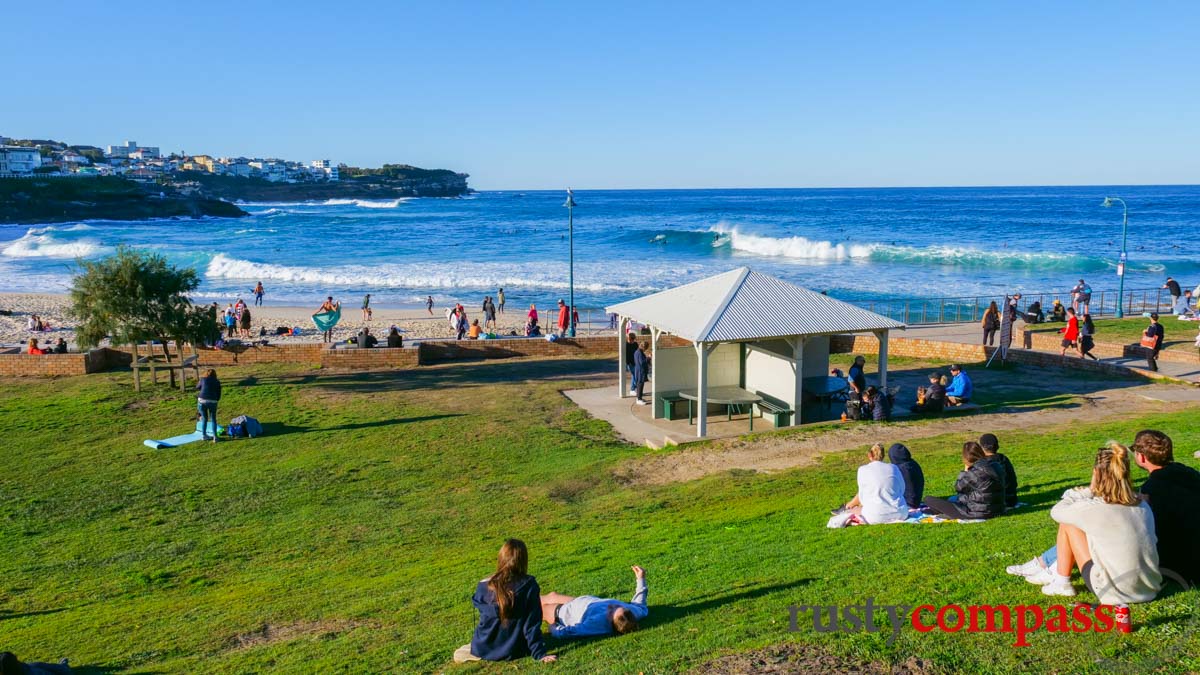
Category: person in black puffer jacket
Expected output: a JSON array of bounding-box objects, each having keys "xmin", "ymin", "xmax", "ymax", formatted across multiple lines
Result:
[
  {"xmin": 925, "ymin": 442, "xmax": 1006, "ymax": 519},
  {"xmin": 888, "ymin": 443, "xmax": 925, "ymax": 509}
]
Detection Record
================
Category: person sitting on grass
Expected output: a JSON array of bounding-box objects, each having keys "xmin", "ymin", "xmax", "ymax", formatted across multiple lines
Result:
[
  {"xmin": 944, "ymin": 364, "xmax": 972, "ymax": 406},
  {"xmin": 888, "ymin": 443, "xmax": 924, "ymax": 509},
  {"xmin": 1132, "ymin": 430, "xmax": 1200, "ymax": 586},
  {"xmin": 979, "ymin": 433, "xmax": 1018, "ymax": 508},
  {"xmin": 455, "ymin": 539, "xmax": 556, "ymax": 664},
  {"xmin": 836, "ymin": 443, "xmax": 909, "ymax": 524},
  {"xmin": 26, "ymin": 338, "xmax": 45, "ymax": 355},
  {"xmin": 1005, "ymin": 442, "xmax": 1161, "ymax": 601},
  {"xmin": 910, "ymin": 373, "xmax": 945, "ymax": 414},
  {"xmin": 924, "ymin": 442, "xmax": 1005, "ymax": 520},
  {"xmin": 540, "ymin": 565, "xmax": 649, "ymax": 639},
  {"xmin": 865, "ymin": 385, "xmax": 892, "ymax": 421},
  {"xmin": 1050, "ymin": 299, "xmax": 1067, "ymax": 322},
  {"xmin": 0, "ymin": 651, "xmax": 72, "ymax": 674}
]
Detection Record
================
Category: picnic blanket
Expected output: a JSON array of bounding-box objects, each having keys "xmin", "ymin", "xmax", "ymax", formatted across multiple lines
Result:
[
  {"xmin": 312, "ymin": 305, "xmax": 342, "ymax": 332},
  {"xmin": 828, "ymin": 502, "xmax": 1028, "ymax": 528},
  {"xmin": 143, "ymin": 420, "xmax": 226, "ymax": 449}
]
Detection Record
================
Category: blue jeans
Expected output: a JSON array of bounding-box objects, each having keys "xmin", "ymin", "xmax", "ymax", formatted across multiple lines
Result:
[
  {"xmin": 198, "ymin": 400, "xmax": 218, "ymax": 438},
  {"xmin": 1041, "ymin": 545, "xmax": 1057, "ymax": 566}
]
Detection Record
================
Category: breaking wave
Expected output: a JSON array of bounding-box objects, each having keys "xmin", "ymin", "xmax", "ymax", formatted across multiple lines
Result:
[{"xmin": 1, "ymin": 228, "xmax": 106, "ymax": 259}]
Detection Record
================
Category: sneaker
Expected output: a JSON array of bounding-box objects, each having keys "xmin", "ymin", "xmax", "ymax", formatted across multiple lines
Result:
[
  {"xmin": 830, "ymin": 505, "xmax": 848, "ymax": 516},
  {"xmin": 635, "ymin": 399, "xmax": 648, "ymax": 406},
  {"xmin": 1041, "ymin": 576, "xmax": 1077, "ymax": 597},
  {"xmin": 201, "ymin": 435, "xmax": 212, "ymax": 441},
  {"xmin": 1024, "ymin": 567, "xmax": 1055, "ymax": 586},
  {"xmin": 1005, "ymin": 558, "xmax": 1044, "ymax": 577}
]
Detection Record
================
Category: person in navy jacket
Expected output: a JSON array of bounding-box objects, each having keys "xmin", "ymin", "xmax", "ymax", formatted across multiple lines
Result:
[{"xmin": 454, "ymin": 539, "xmax": 556, "ymax": 663}]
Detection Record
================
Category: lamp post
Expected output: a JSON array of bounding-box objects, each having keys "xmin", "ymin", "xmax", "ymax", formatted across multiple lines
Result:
[
  {"xmin": 1102, "ymin": 196, "xmax": 1128, "ymax": 318},
  {"xmin": 564, "ymin": 188, "xmax": 577, "ymax": 337}
]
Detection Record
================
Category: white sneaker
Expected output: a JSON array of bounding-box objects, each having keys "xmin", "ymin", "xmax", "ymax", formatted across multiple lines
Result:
[
  {"xmin": 1041, "ymin": 576, "xmax": 1077, "ymax": 597},
  {"xmin": 1025, "ymin": 567, "xmax": 1055, "ymax": 586},
  {"xmin": 1006, "ymin": 558, "xmax": 1043, "ymax": 577},
  {"xmin": 635, "ymin": 399, "xmax": 648, "ymax": 406}
]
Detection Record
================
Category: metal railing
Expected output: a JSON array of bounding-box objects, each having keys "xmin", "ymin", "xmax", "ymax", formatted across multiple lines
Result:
[{"xmin": 570, "ymin": 286, "xmax": 1175, "ymax": 333}]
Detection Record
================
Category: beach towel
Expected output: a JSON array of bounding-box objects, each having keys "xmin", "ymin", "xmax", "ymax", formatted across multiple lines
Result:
[
  {"xmin": 143, "ymin": 420, "xmax": 226, "ymax": 449},
  {"xmin": 312, "ymin": 306, "xmax": 341, "ymax": 332}
]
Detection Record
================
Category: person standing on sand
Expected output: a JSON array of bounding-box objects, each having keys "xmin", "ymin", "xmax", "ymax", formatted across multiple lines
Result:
[
  {"xmin": 317, "ymin": 296, "xmax": 338, "ymax": 343},
  {"xmin": 498, "ymin": 288, "xmax": 505, "ymax": 314},
  {"xmin": 485, "ymin": 297, "xmax": 497, "ymax": 331},
  {"xmin": 224, "ymin": 307, "xmax": 237, "ymax": 338},
  {"xmin": 362, "ymin": 293, "xmax": 372, "ymax": 321},
  {"xmin": 527, "ymin": 303, "xmax": 538, "ymax": 326},
  {"xmin": 426, "ymin": 295, "xmax": 434, "ymax": 315},
  {"xmin": 1144, "ymin": 313, "xmax": 1164, "ymax": 371},
  {"xmin": 253, "ymin": 281, "xmax": 264, "ymax": 306}
]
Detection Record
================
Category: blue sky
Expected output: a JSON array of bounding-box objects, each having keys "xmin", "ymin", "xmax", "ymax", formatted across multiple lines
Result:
[{"xmin": 3, "ymin": 2, "xmax": 1197, "ymax": 189}]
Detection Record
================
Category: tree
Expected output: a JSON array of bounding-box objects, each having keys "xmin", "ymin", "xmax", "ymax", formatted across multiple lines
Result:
[{"xmin": 69, "ymin": 247, "xmax": 212, "ymax": 385}]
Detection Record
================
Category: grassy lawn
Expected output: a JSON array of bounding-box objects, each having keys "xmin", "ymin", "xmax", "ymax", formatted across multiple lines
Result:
[
  {"xmin": 1031, "ymin": 317, "xmax": 1198, "ymax": 353},
  {"xmin": 2, "ymin": 358, "xmax": 1198, "ymax": 673}
]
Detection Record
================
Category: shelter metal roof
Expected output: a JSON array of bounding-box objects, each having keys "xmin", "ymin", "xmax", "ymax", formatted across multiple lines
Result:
[{"xmin": 606, "ymin": 267, "xmax": 905, "ymax": 343}]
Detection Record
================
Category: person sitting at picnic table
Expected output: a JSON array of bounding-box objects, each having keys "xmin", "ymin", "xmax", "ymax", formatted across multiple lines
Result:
[
  {"xmin": 26, "ymin": 338, "xmax": 45, "ymax": 355},
  {"xmin": 386, "ymin": 326, "xmax": 403, "ymax": 348},
  {"xmin": 468, "ymin": 319, "xmax": 483, "ymax": 339},
  {"xmin": 1050, "ymin": 299, "xmax": 1067, "ymax": 322},
  {"xmin": 924, "ymin": 442, "xmax": 1006, "ymax": 520},
  {"xmin": 837, "ymin": 443, "xmax": 909, "ymax": 524},
  {"xmin": 888, "ymin": 443, "xmax": 924, "ymax": 509},
  {"xmin": 910, "ymin": 372, "xmax": 945, "ymax": 414},
  {"xmin": 944, "ymin": 364, "xmax": 972, "ymax": 406},
  {"xmin": 1005, "ymin": 442, "xmax": 1161, "ymax": 601},
  {"xmin": 540, "ymin": 565, "xmax": 648, "ymax": 639}
]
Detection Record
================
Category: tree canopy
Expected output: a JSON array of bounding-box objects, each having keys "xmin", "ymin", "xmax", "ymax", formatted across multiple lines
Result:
[{"xmin": 69, "ymin": 247, "xmax": 211, "ymax": 349}]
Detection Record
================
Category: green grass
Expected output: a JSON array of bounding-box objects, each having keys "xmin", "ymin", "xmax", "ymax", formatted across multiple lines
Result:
[
  {"xmin": 2, "ymin": 359, "xmax": 1198, "ymax": 673},
  {"xmin": 1032, "ymin": 317, "xmax": 1197, "ymax": 353}
]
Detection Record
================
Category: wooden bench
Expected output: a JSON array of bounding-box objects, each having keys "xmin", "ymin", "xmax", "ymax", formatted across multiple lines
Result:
[
  {"xmin": 659, "ymin": 391, "xmax": 687, "ymax": 420},
  {"xmin": 754, "ymin": 392, "xmax": 793, "ymax": 428}
]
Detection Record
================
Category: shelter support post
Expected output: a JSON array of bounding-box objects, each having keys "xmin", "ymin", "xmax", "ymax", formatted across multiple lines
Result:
[
  {"xmin": 875, "ymin": 330, "xmax": 889, "ymax": 390},
  {"xmin": 617, "ymin": 316, "xmax": 629, "ymax": 398},
  {"xmin": 694, "ymin": 341, "xmax": 710, "ymax": 437},
  {"xmin": 651, "ymin": 327, "xmax": 662, "ymax": 418},
  {"xmin": 792, "ymin": 337, "xmax": 805, "ymax": 426}
]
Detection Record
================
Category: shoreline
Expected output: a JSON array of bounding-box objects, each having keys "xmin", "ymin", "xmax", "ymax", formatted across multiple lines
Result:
[{"xmin": 0, "ymin": 293, "xmax": 612, "ymax": 348}]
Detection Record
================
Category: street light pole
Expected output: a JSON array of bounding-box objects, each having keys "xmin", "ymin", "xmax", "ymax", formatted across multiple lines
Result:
[
  {"xmin": 565, "ymin": 188, "xmax": 577, "ymax": 337},
  {"xmin": 1102, "ymin": 197, "xmax": 1128, "ymax": 318}
]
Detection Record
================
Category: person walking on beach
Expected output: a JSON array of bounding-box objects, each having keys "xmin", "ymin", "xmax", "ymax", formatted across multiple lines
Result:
[
  {"xmin": 1059, "ymin": 307, "xmax": 1079, "ymax": 356},
  {"xmin": 497, "ymin": 288, "xmax": 505, "ymax": 314},
  {"xmin": 197, "ymin": 369, "xmax": 221, "ymax": 443},
  {"xmin": 1144, "ymin": 313, "xmax": 1164, "ymax": 371},
  {"xmin": 361, "ymin": 293, "xmax": 372, "ymax": 321},
  {"xmin": 484, "ymin": 297, "xmax": 497, "ymax": 331},
  {"xmin": 253, "ymin": 281, "xmax": 264, "ymax": 306},
  {"xmin": 426, "ymin": 295, "xmax": 434, "ymax": 315},
  {"xmin": 982, "ymin": 301, "xmax": 1001, "ymax": 346}
]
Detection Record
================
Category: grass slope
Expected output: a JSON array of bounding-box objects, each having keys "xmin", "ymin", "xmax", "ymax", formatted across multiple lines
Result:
[{"xmin": 1, "ymin": 359, "xmax": 1197, "ymax": 673}]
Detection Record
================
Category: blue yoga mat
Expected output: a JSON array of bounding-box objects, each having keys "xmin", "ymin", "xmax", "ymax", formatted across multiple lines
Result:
[{"xmin": 143, "ymin": 420, "xmax": 225, "ymax": 449}]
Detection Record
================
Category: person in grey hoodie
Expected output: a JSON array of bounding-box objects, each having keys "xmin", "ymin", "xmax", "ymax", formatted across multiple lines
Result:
[
  {"xmin": 888, "ymin": 443, "xmax": 924, "ymax": 509},
  {"xmin": 541, "ymin": 565, "xmax": 649, "ymax": 639}
]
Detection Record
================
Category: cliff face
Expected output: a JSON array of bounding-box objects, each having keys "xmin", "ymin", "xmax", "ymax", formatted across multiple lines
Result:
[
  {"xmin": 178, "ymin": 168, "xmax": 470, "ymax": 201},
  {"xmin": 0, "ymin": 177, "xmax": 247, "ymax": 224}
]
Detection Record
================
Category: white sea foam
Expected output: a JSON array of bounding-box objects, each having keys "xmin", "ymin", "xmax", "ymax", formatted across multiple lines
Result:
[
  {"xmin": 233, "ymin": 228, "xmax": 279, "ymax": 234},
  {"xmin": 321, "ymin": 198, "xmax": 411, "ymax": 208},
  {"xmin": 26, "ymin": 223, "xmax": 96, "ymax": 235},
  {"xmin": 204, "ymin": 254, "xmax": 650, "ymax": 293},
  {"xmin": 711, "ymin": 224, "xmax": 872, "ymax": 260},
  {"xmin": 1, "ymin": 229, "xmax": 106, "ymax": 259}
]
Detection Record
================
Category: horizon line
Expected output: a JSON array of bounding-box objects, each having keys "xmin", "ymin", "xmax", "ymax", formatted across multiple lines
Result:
[{"xmin": 471, "ymin": 182, "xmax": 1200, "ymax": 192}]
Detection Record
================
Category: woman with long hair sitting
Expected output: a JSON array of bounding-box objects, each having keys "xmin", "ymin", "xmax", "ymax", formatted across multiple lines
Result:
[
  {"xmin": 1006, "ymin": 442, "xmax": 1162, "ymax": 602},
  {"xmin": 455, "ymin": 539, "xmax": 556, "ymax": 663}
]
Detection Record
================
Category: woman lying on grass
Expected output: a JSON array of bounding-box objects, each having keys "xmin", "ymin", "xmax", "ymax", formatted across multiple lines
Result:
[
  {"xmin": 837, "ymin": 443, "xmax": 909, "ymax": 524},
  {"xmin": 541, "ymin": 565, "xmax": 648, "ymax": 639},
  {"xmin": 455, "ymin": 539, "xmax": 556, "ymax": 663},
  {"xmin": 1006, "ymin": 442, "xmax": 1162, "ymax": 602}
]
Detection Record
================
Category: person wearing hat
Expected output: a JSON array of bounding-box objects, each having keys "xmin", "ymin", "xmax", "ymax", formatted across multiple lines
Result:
[
  {"xmin": 1050, "ymin": 299, "xmax": 1067, "ymax": 322},
  {"xmin": 910, "ymin": 372, "xmax": 945, "ymax": 414},
  {"xmin": 945, "ymin": 364, "xmax": 973, "ymax": 406},
  {"xmin": 1144, "ymin": 313, "xmax": 1164, "ymax": 371},
  {"xmin": 1163, "ymin": 276, "xmax": 1182, "ymax": 311}
]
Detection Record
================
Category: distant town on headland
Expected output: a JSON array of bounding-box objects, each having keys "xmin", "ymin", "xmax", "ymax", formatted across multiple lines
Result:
[{"xmin": 0, "ymin": 135, "xmax": 471, "ymax": 224}]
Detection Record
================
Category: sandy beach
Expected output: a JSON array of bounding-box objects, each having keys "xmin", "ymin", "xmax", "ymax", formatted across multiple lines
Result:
[{"xmin": 0, "ymin": 293, "xmax": 615, "ymax": 349}]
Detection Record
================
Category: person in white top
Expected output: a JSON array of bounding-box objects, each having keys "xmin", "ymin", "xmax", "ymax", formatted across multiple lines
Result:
[
  {"xmin": 840, "ymin": 443, "xmax": 910, "ymax": 524},
  {"xmin": 1005, "ymin": 442, "xmax": 1161, "ymax": 603}
]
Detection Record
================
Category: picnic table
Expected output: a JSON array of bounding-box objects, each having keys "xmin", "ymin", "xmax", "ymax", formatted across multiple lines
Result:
[
  {"xmin": 803, "ymin": 376, "xmax": 850, "ymax": 409},
  {"xmin": 679, "ymin": 386, "xmax": 763, "ymax": 431}
]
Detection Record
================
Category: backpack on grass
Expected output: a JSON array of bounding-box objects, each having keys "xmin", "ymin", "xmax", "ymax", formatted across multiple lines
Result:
[{"xmin": 226, "ymin": 415, "xmax": 263, "ymax": 439}]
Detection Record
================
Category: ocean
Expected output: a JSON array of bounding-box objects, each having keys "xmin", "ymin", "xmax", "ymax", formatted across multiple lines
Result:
[{"xmin": 1, "ymin": 186, "xmax": 1196, "ymax": 310}]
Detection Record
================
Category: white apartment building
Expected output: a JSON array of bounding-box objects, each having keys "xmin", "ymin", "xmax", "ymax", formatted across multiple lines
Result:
[
  {"xmin": 106, "ymin": 141, "xmax": 160, "ymax": 159},
  {"xmin": 0, "ymin": 145, "xmax": 43, "ymax": 174},
  {"xmin": 310, "ymin": 159, "xmax": 339, "ymax": 181}
]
